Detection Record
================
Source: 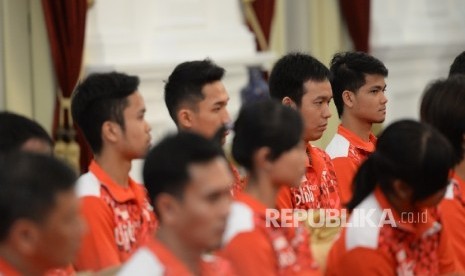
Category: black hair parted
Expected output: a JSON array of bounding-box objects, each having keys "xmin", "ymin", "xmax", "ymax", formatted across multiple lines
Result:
[
  {"xmin": 269, "ymin": 52, "xmax": 331, "ymax": 106},
  {"xmin": 0, "ymin": 152, "xmax": 77, "ymax": 241},
  {"xmin": 420, "ymin": 75, "xmax": 465, "ymax": 165},
  {"xmin": 71, "ymin": 71, "xmax": 140, "ymax": 154},
  {"xmin": 0, "ymin": 112, "xmax": 53, "ymax": 155},
  {"xmin": 232, "ymin": 99, "xmax": 303, "ymax": 171},
  {"xmin": 143, "ymin": 131, "xmax": 225, "ymax": 217},
  {"xmin": 164, "ymin": 59, "xmax": 225, "ymax": 125},
  {"xmin": 330, "ymin": 51, "xmax": 388, "ymax": 118}
]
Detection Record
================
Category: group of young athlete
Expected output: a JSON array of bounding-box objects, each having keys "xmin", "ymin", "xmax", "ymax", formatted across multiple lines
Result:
[{"xmin": 1, "ymin": 50, "xmax": 465, "ymax": 275}]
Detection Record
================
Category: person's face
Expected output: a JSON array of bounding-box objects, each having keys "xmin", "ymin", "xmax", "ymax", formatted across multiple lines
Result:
[
  {"xmin": 299, "ymin": 80, "xmax": 333, "ymax": 142},
  {"xmin": 349, "ymin": 74, "xmax": 387, "ymax": 124},
  {"xmin": 190, "ymin": 81, "xmax": 231, "ymax": 143},
  {"xmin": 269, "ymin": 140, "xmax": 307, "ymax": 188},
  {"xmin": 117, "ymin": 91, "xmax": 152, "ymax": 159},
  {"xmin": 174, "ymin": 157, "xmax": 233, "ymax": 251},
  {"xmin": 34, "ymin": 189, "xmax": 86, "ymax": 268},
  {"xmin": 21, "ymin": 138, "xmax": 52, "ymax": 155}
]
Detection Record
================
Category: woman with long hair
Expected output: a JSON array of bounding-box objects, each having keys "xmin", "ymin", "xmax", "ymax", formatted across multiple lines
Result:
[{"xmin": 326, "ymin": 120, "xmax": 457, "ymax": 275}]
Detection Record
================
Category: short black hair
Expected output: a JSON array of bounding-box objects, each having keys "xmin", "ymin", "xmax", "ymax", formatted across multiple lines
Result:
[
  {"xmin": 164, "ymin": 59, "xmax": 225, "ymax": 125},
  {"xmin": 71, "ymin": 72, "xmax": 139, "ymax": 154},
  {"xmin": 330, "ymin": 51, "xmax": 388, "ymax": 117},
  {"xmin": 420, "ymin": 75, "xmax": 465, "ymax": 165},
  {"xmin": 232, "ymin": 100, "xmax": 303, "ymax": 171},
  {"xmin": 347, "ymin": 120, "xmax": 454, "ymax": 211},
  {"xmin": 449, "ymin": 51, "xmax": 465, "ymax": 77},
  {"xmin": 143, "ymin": 132, "xmax": 225, "ymax": 217},
  {"xmin": 269, "ymin": 52, "xmax": 331, "ymax": 106},
  {"xmin": 0, "ymin": 112, "xmax": 53, "ymax": 155},
  {"xmin": 0, "ymin": 152, "xmax": 77, "ymax": 241}
]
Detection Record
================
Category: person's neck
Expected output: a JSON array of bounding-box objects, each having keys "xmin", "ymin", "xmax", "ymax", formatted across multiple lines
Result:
[
  {"xmin": 455, "ymin": 159, "xmax": 465, "ymax": 182},
  {"xmin": 245, "ymin": 172, "xmax": 278, "ymax": 208},
  {"xmin": 0, "ymin": 247, "xmax": 44, "ymax": 276},
  {"xmin": 341, "ymin": 115, "xmax": 373, "ymax": 142},
  {"xmin": 156, "ymin": 228, "xmax": 203, "ymax": 275},
  {"xmin": 94, "ymin": 150, "xmax": 131, "ymax": 188},
  {"xmin": 384, "ymin": 190, "xmax": 416, "ymax": 221}
]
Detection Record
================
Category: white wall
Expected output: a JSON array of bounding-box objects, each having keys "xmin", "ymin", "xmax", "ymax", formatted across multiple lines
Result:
[
  {"xmin": 2, "ymin": 0, "xmax": 33, "ymax": 117},
  {"xmin": 371, "ymin": 0, "xmax": 465, "ymax": 125},
  {"xmin": 0, "ymin": 0, "xmax": 54, "ymax": 133}
]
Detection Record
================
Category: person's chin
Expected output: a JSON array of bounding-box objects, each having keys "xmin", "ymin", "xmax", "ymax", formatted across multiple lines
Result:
[
  {"xmin": 374, "ymin": 117, "xmax": 386, "ymax": 124},
  {"xmin": 307, "ymin": 134, "xmax": 323, "ymax": 142}
]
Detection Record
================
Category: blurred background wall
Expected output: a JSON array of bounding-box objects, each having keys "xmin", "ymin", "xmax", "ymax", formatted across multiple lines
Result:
[{"xmin": 0, "ymin": 0, "xmax": 464, "ymax": 177}]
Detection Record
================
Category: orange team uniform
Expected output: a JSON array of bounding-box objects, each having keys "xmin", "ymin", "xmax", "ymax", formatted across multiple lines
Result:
[
  {"xmin": 117, "ymin": 237, "xmax": 235, "ymax": 276},
  {"xmin": 0, "ymin": 257, "xmax": 20, "ymax": 276},
  {"xmin": 45, "ymin": 265, "xmax": 75, "ymax": 276},
  {"xmin": 326, "ymin": 188, "xmax": 457, "ymax": 276},
  {"xmin": 439, "ymin": 172, "xmax": 465, "ymax": 271},
  {"xmin": 276, "ymin": 144, "xmax": 340, "ymax": 210},
  {"xmin": 221, "ymin": 193, "xmax": 320, "ymax": 276},
  {"xmin": 73, "ymin": 160, "xmax": 157, "ymax": 271},
  {"xmin": 325, "ymin": 124, "xmax": 376, "ymax": 205}
]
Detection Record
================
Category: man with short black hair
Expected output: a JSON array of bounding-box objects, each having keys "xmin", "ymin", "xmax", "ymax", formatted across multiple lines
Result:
[
  {"xmin": 326, "ymin": 51, "xmax": 388, "ymax": 205},
  {"xmin": 165, "ymin": 59, "xmax": 244, "ymax": 195},
  {"xmin": 118, "ymin": 132, "xmax": 234, "ymax": 275},
  {"xmin": 0, "ymin": 153, "xmax": 84, "ymax": 275},
  {"xmin": 71, "ymin": 72, "xmax": 156, "ymax": 271}
]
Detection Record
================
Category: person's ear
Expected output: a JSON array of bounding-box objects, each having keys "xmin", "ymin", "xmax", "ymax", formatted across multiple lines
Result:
[
  {"xmin": 392, "ymin": 179, "xmax": 413, "ymax": 201},
  {"xmin": 177, "ymin": 108, "xmax": 194, "ymax": 129},
  {"xmin": 253, "ymin": 147, "xmax": 272, "ymax": 172},
  {"xmin": 101, "ymin": 121, "xmax": 121, "ymax": 143},
  {"xmin": 282, "ymin": 97, "xmax": 297, "ymax": 109},
  {"xmin": 156, "ymin": 194, "xmax": 182, "ymax": 226},
  {"xmin": 9, "ymin": 219, "xmax": 40, "ymax": 255},
  {"xmin": 342, "ymin": 90, "xmax": 355, "ymax": 108}
]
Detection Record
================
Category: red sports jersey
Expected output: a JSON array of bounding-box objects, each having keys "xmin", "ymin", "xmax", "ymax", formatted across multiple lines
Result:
[
  {"xmin": 0, "ymin": 257, "xmax": 20, "ymax": 276},
  {"xmin": 439, "ymin": 172, "xmax": 465, "ymax": 272},
  {"xmin": 276, "ymin": 144, "xmax": 340, "ymax": 210},
  {"xmin": 118, "ymin": 237, "xmax": 235, "ymax": 276},
  {"xmin": 326, "ymin": 125, "xmax": 376, "ymax": 205},
  {"xmin": 221, "ymin": 193, "xmax": 320, "ymax": 276},
  {"xmin": 73, "ymin": 160, "xmax": 157, "ymax": 271},
  {"xmin": 326, "ymin": 188, "xmax": 457, "ymax": 275}
]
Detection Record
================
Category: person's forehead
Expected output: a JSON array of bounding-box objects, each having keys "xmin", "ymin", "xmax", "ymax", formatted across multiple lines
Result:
[
  {"xmin": 186, "ymin": 159, "xmax": 231, "ymax": 189},
  {"xmin": 201, "ymin": 82, "xmax": 229, "ymax": 100},
  {"xmin": 302, "ymin": 80, "xmax": 332, "ymax": 98},
  {"xmin": 362, "ymin": 74, "xmax": 386, "ymax": 84}
]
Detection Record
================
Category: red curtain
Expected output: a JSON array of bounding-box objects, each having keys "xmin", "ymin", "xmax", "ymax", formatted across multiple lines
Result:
[
  {"xmin": 339, "ymin": 0, "xmax": 370, "ymax": 53},
  {"xmin": 42, "ymin": 0, "xmax": 92, "ymax": 172},
  {"xmin": 250, "ymin": 0, "xmax": 276, "ymax": 50}
]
